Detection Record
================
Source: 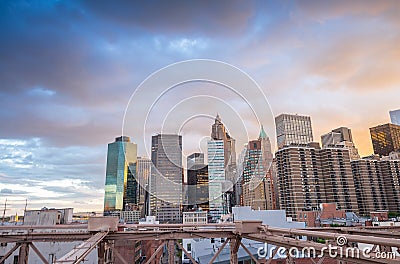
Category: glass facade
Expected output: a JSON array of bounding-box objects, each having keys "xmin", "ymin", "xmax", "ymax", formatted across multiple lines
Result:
[
  {"xmin": 390, "ymin": 109, "xmax": 400, "ymax": 125},
  {"xmin": 150, "ymin": 134, "xmax": 183, "ymax": 223},
  {"xmin": 207, "ymin": 140, "xmax": 226, "ymax": 221},
  {"xmin": 370, "ymin": 123, "xmax": 400, "ymax": 156},
  {"xmin": 104, "ymin": 136, "xmax": 137, "ymax": 212}
]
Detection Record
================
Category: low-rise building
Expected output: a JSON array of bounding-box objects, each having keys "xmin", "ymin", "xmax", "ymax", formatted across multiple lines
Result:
[{"xmin": 23, "ymin": 207, "xmax": 73, "ymax": 226}]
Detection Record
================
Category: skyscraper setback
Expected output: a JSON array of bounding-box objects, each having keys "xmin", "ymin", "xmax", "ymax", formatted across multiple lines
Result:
[
  {"xmin": 149, "ymin": 134, "xmax": 183, "ymax": 223},
  {"xmin": 321, "ymin": 127, "xmax": 360, "ymax": 161},
  {"xmin": 275, "ymin": 114, "xmax": 313, "ymax": 149},
  {"xmin": 104, "ymin": 136, "xmax": 138, "ymax": 213}
]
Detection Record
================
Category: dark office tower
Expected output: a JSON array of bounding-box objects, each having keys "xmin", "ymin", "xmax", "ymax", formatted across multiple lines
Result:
[
  {"xmin": 275, "ymin": 144, "xmax": 324, "ymax": 221},
  {"xmin": 187, "ymin": 153, "xmax": 205, "ymax": 170},
  {"xmin": 210, "ymin": 114, "xmax": 237, "ymax": 211},
  {"xmin": 124, "ymin": 163, "xmax": 138, "ymax": 207},
  {"xmin": 275, "ymin": 114, "xmax": 313, "ymax": 149},
  {"xmin": 351, "ymin": 159, "xmax": 388, "ymax": 215},
  {"xmin": 390, "ymin": 109, "xmax": 400, "ymax": 125},
  {"xmin": 104, "ymin": 136, "xmax": 137, "ymax": 213},
  {"xmin": 321, "ymin": 127, "xmax": 360, "ymax": 161},
  {"xmin": 370, "ymin": 123, "xmax": 400, "ymax": 156},
  {"xmin": 319, "ymin": 147, "xmax": 358, "ymax": 213},
  {"xmin": 379, "ymin": 160, "xmax": 400, "ymax": 212},
  {"xmin": 187, "ymin": 160, "xmax": 209, "ymax": 211},
  {"xmin": 150, "ymin": 134, "xmax": 183, "ymax": 223}
]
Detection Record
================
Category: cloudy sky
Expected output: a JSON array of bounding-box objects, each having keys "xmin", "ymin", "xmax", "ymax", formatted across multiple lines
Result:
[{"xmin": 1, "ymin": 0, "xmax": 399, "ymax": 215}]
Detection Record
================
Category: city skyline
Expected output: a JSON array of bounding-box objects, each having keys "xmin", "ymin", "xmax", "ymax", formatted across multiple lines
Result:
[{"xmin": 1, "ymin": 1, "xmax": 400, "ymax": 214}]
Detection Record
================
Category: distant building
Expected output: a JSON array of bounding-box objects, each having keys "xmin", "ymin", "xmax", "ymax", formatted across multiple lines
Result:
[
  {"xmin": 321, "ymin": 127, "xmax": 360, "ymax": 160},
  {"xmin": 186, "ymin": 162, "xmax": 209, "ymax": 211},
  {"xmin": 109, "ymin": 210, "xmax": 141, "ymax": 223},
  {"xmin": 275, "ymin": 143, "xmax": 358, "ymax": 221},
  {"xmin": 187, "ymin": 153, "xmax": 205, "ymax": 169},
  {"xmin": 150, "ymin": 134, "xmax": 183, "ymax": 223},
  {"xmin": 370, "ymin": 123, "xmax": 400, "ymax": 156},
  {"xmin": 210, "ymin": 114, "xmax": 237, "ymax": 211},
  {"xmin": 137, "ymin": 157, "xmax": 151, "ymax": 216},
  {"xmin": 298, "ymin": 203, "xmax": 362, "ymax": 227},
  {"xmin": 104, "ymin": 136, "xmax": 137, "ymax": 213},
  {"xmin": 275, "ymin": 114, "xmax": 313, "ymax": 149},
  {"xmin": 241, "ymin": 126, "xmax": 275, "ymax": 210},
  {"xmin": 24, "ymin": 207, "xmax": 73, "ymax": 226},
  {"xmin": 183, "ymin": 210, "xmax": 208, "ymax": 224},
  {"xmin": 207, "ymin": 139, "xmax": 226, "ymax": 221},
  {"xmin": 351, "ymin": 159, "xmax": 388, "ymax": 215},
  {"xmin": 390, "ymin": 109, "xmax": 400, "ymax": 125}
]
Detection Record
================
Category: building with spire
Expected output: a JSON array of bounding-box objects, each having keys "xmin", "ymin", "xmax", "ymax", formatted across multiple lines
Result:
[
  {"xmin": 241, "ymin": 126, "xmax": 276, "ymax": 210},
  {"xmin": 207, "ymin": 114, "xmax": 237, "ymax": 221}
]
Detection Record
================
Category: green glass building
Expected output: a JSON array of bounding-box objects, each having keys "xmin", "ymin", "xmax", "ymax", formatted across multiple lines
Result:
[{"xmin": 104, "ymin": 136, "xmax": 137, "ymax": 213}]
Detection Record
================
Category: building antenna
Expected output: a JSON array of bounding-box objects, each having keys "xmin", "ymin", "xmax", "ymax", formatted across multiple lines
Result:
[
  {"xmin": 23, "ymin": 199, "xmax": 28, "ymax": 224},
  {"xmin": 2, "ymin": 199, "xmax": 7, "ymax": 225}
]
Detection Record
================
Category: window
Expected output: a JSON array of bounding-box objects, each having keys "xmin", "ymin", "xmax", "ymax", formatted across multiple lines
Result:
[{"xmin": 187, "ymin": 243, "xmax": 191, "ymax": 251}]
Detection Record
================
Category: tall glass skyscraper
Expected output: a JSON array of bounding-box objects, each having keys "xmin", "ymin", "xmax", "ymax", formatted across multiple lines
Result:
[
  {"xmin": 150, "ymin": 134, "xmax": 183, "ymax": 223},
  {"xmin": 390, "ymin": 109, "xmax": 400, "ymax": 125},
  {"xmin": 207, "ymin": 140, "xmax": 226, "ymax": 221},
  {"xmin": 104, "ymin": 136, "xmax": 137, "ymax": 212}
]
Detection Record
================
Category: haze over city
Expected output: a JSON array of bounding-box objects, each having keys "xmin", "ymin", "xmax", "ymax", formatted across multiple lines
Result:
[{"xmin": 1, "ymin": 0, "xmax": 400, "ymax": 215}]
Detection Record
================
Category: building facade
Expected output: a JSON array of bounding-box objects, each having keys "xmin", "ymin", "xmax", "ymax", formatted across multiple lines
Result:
[
  {"xmin": 207, "ymin": 139, "xmax": 226, "ymax": 221},
  {"xmin": 211, "ymin": 114, "xmax": 237, "ymax": 209},
  {"xmin": 275, "ymin": 114, "xmax": 313, "ymax": 149},
  {"xmin": 241, "ymin": 126, "xmax": 275, "ymax": 210},
  {"xmin": 370, "ymin": 123, "xmax": 400, "ymax": 156},
  {"xmin": 187, "ymin": 163, "xmax": 209, "ymax": 211},
  {"xmin": 137, "ymin": 157, "xmax": 151, "ymax": 216},
  {"xmin": 275, "ymin": 144, "xmax": 359, "ymax": 221},
  {"xmin": 351, "ymin": 159, "xmax": 388, "ymax": 215},
  {"xmin": 104, "ymin": 136, "xmax": 137, "ymax": 212},
  {"xmin": 150, "ymin": 134, "xmax": 183, "ymax": 223}
]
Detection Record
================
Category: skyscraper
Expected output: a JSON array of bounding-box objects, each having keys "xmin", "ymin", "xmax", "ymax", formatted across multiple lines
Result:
[
  {"xmin": 351, "ymin": 159, "xmax": 388, "ymax": 215},
  {"xmin": 370, "ymin": 123, "xmax": 400, "ymax": 156},
  {"xmin": 207, "ymin": 140, "xmax": 226, "ymax": 221},
  {"xmin": 137, "ymin": 157, "xmax": 151, "ymax": 216},
  {"xmin": 275, "ymin": 114, "xmax": 313, "ymax": 149},
  {"xmin": 321, "ymin": 127, "xmax": 360, "ymax": 161},
  {"xmin": 150, "ymin": 134, "xmax": 183, "ymax": 223},
  {"xmin": 186, "ymin": 161, "xmax": 209, "ymax": 211},
  {"xmin": 241, "ymin": 126, "xmax": 275, "ymax": 210},
  {"xmin": 275, "ymin": 143, "xmax": 358, "ymax": 221},
  {"xmin": 210, "ymin": 114, "xmax": 237, "ymax": 209},
  {"xmin": 104, "ymin": 136, "xmax": 137, "ymax": 213},
  {"xmin": 390, "ymin": 109, "xmax": 400, "ymax": 125}
]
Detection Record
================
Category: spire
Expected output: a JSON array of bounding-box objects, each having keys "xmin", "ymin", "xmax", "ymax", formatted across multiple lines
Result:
[
  {"xmin": 215, "ymin": 113, "xmax": 221, "ymax": 122},
  {"xmin": 259, "ymin": 124, "xmax": 267, "ymax": 139}
]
